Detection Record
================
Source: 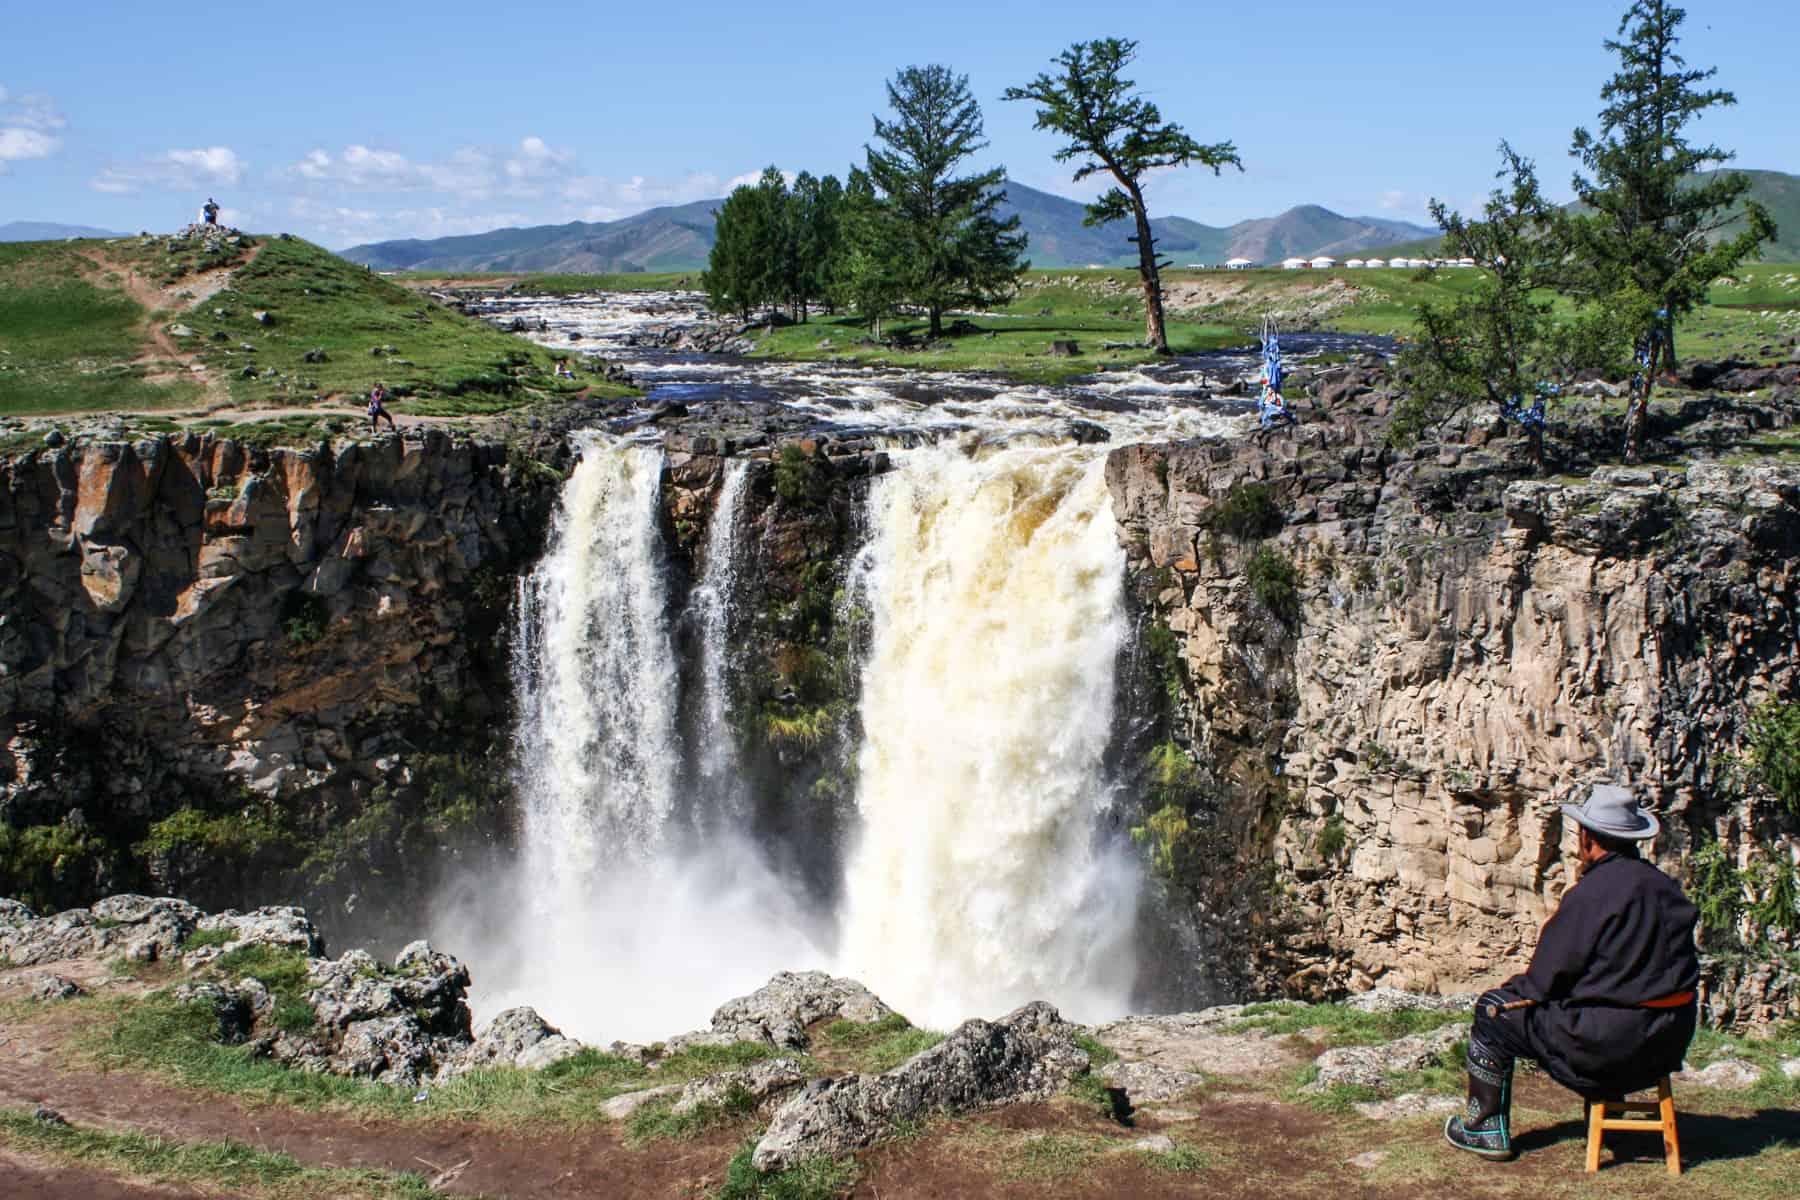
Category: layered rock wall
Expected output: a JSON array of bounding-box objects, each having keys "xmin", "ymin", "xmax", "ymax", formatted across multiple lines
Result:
[
  {"xmin": 0, "ymin": 431, "xmax": 560, "ymax": 914},
  {"xmin": 1108, "ymin": 418, "xmax": 1800, "ymax": 1002}
]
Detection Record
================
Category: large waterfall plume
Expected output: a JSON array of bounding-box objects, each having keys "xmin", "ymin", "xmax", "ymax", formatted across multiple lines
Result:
[
  {"xmin": 835, "ymin": 441, "xmax": 1140, "ymax": 1029},
  {"xmin": 454, "ymin": 440, "xmax": 825, "ymax": 1044}
]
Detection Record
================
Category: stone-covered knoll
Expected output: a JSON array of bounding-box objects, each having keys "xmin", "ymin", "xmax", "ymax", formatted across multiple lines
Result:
[
  {"xmin": 1107, "ymin": 377, "xmax": 1800, "ymax": 1020},
  {"xmin": 0, "ymin": 429, "xmax": 561, "ymax": 929}
]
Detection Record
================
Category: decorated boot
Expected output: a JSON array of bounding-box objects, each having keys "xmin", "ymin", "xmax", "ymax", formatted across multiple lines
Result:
[{"xmin": 1443, "ymin": 1040, "xmax": 1515, "ymax": 1160}]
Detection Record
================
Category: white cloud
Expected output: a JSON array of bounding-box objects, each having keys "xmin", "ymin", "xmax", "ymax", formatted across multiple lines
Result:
[
  {"xmin": 0, "ymin": 86, "xmax": 65, "ymax": 172},
  {"xmin": 282, "ymin": 136, "xmax": 579, "ymax": 200},
  {"xmin": 286, "ymin": 196, "xmax": 538, "ymax": 248},
  {"xmin": 92, "ymin": 145, "xmax": 245, "ymax": 194},
  {"xmin": 1380, "ymin": 189, "xmax": 1408, "ymax": 211}
]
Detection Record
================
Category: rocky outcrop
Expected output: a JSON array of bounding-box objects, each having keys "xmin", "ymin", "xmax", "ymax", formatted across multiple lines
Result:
[
  {"xmin": 1305, "ymin": 1024, "xmax": 1465, "ymax": 1091},
  {"xmin": 0, "ymin": 430, "xmax": 561, "ymax": 925},
  {"xmin": 0, "ymin": 894, "xmax": 198, "ymax": 965},
  {"xmin": 437, "ymin": 1006, "xmax": 583, "ymax": 1079},
  {"xmin": 751, "ymin": 1000, "xmax": 1086, "ymax": 1171},
  {"xmin": 1107, "ymin": 391, "xmax": 1800, "ymax": 1009},
  {"xmin": 705, "ymin": 970, "xmax": 894, "ymax": 1051}
]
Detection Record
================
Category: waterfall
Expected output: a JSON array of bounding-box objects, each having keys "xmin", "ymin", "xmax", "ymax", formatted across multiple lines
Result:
[
  {"xmin": 691, "ymin": 460, "xmax": 750, "ymax": 802},
  {"xmin": 836, "ymin": 441, "xmax": 1140, "ymax": 1029},
  {"xmin": 513, "ymin": 440, "xmax": 680, "ymax": 865},
  {"xmin": 466, "ymin": 440, "xmax": 825, "ymax": 1043}
]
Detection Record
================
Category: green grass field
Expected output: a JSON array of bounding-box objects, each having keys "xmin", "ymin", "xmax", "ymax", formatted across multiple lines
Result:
[{"xmin": 0, "ymin": 235, "xmax": 635, "ymax": 428}]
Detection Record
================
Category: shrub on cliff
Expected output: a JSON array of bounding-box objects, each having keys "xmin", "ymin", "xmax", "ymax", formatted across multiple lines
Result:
[
  {"xmin": 1210, "ymin": 484, "xmax": 1282, "ymax": 541},
  {"xmin": 1747, "ymin": 700, "xmax": 1800, "ymax": 818},
  {"xmin": 775, "ymin": 444, "xmax": 829, "ymax": 509},
  {"xmin": 1246, "ymin": 546, "xmax": 1300, "ymax": 625}
]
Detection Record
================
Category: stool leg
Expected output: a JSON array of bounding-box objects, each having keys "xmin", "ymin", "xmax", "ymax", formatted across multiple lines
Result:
[
  {"xmin": 1658, "ymin": 1078, "xmax": 1681, "ymax": 1177},
  {"xmin": 1586, "ymin": 1099, "xmax": 1606, "ymax": 1173}
]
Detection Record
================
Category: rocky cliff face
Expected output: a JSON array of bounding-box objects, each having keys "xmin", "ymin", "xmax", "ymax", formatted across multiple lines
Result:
[
  {"xmin": 1107, "ymin": 383, "xmax": 1800, "ymax": 1017},
  {"xmin": 0, "ymin": 430, "xmax": 561, "ymax": 929}
]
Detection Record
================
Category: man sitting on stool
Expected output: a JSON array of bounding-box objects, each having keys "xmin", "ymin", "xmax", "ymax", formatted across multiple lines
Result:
[{"xmin": 1444, "ymin": 784, "xmax": 1699, "ymax": 1161}]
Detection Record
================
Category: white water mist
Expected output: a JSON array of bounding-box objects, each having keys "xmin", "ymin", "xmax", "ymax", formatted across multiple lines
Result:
[
  {"xmin": 455, "ymin": 441, "xmax": 826, "ymax": 1044},
  {"xmin": 836, "ymin": 441, "xmax": 1140, "ymax": 1029}
]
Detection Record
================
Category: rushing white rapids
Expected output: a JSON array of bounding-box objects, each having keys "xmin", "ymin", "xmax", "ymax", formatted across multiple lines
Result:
[{"xmin": 835, "ymin": 440, "xmax": 1139, "ymax": 1028}]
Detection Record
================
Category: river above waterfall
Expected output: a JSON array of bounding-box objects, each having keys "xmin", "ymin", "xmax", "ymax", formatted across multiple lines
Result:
[{"xmin": 462, "ymin": 289, "xmax": 1395, "ymax": 448}]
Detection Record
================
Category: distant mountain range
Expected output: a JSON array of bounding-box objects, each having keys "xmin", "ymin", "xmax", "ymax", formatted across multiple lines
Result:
[
  {"xmin": 337, "ymin": 180, "xmax": 1439, "ymax": 274},
  {"xmin": 1372, "ymin": 168, "xmax": 1800, "ymax": 262},
  {"xmin": 0, "ymin": 221, "xmax": 128, "ymax": 242}
]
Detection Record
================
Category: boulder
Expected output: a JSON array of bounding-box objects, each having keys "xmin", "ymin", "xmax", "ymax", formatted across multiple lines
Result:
[
  {"xmin": 1345, "ymin": 988, "xmax": 1476, "ymax": 1015},
  {"xmin": 333, "ymin": 1016, "xmax": 439, "ymax": 1085},
  {"xmin": 173, "ymin": 981, "xmax": 255, "ymax": 1044},
  {"xmin": 307, "ymin": 943, "xmax": 471, "ymax": 1040},
  {"xmin": 600, "ymin": 1085, "xmax": 680, "ymax": 1120},
  {"xmin": 752, "ymin": 1000, "xmax": 1085, "ymax": 1171},
  {"xmin": 0, "ymin": 896, "xmax": 199, "ymax": 966},
  {"xmin": 436, "ymin": 1006, "xmax": 583, "ymax": 1080},
  {"xmin": 187, "ymin": 907, "xmax": 325, "ymax": 960},
  {"xmin": 671, "ymin": 1057, "xmax": 808, "ymax": 1117},
  {"xmin": 1780, "ymin": 1058, "xmax": 1800, "ymax": 1081},
  {"xmin": 27, "ymin": 973, "xmax": 87, "ymax": 1002},
  {"xmin": 704, "ymin": 970, "xmax": 894, "ymax": 1051},
  {"xmin": 1677, "ymin": 1059, "xmax": 1763, "ymax": 1089},
  {"xmin": 1098, "ymin": 1059, "xmax": 1203, "ymax": 1102},
  {"xmin": 1304, "ymin": 1024, "xmax": 1464, "ymax": 1092}
]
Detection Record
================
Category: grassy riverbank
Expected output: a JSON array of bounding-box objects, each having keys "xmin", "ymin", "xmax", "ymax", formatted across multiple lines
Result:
[{"xmin": 0, "ymin": 234, "xmax": 635, "ymax": 438}]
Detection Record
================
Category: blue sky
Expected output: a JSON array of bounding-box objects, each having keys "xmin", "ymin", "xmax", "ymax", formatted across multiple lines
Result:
[{"xmin": 2, "ymin": 0, "xmax": 1791, "ymax": 248}]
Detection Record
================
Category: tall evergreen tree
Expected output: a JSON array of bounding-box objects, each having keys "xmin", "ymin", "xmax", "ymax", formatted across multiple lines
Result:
[
  {"xmin": 703, "ymin": 179, "xmax": 766, "ymax": 318},
  {"xmin": 1005, "ymin": 38, "xmax": 1240, "ymax": 354},
  {"xmin": 865, "ymin": 64, "xmax": 1027, "ymax": 338},
  {"xmin": 1562, "ymin": 0, "xmax": 1774, "ymax": 461},
  {"xmin": 837, "ymin": 166, "xmax": 907, "ymax": 337},
  {"xmin": 792, "ymin": 171, "xmax": 845, "ymax": 319}
]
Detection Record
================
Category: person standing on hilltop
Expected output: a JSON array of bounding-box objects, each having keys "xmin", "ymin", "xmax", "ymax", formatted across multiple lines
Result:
[
  {"xmin": 367, "ymin": 383, "xmax": 396, "ymax": 433},
  {"xmin": 1443, "ymin": 784, "xmax": 1699, "ymax": 1161},
  {"xmin": 202, "ymin": 197, "xmax": 220, "ymax": 226}
]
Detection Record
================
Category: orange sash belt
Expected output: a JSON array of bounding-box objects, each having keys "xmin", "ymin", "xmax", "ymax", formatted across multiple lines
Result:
[{"xmin": 1640, "ymin": 990, "xmax": 1695, "ymax": 1009}]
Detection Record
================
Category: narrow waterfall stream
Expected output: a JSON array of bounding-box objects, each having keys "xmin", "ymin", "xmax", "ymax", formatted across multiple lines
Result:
[
  {"xmin": 691, "ymin": 460, "xmax": 750, "ymax": 810},
  {"xmin": 836, "ymin": 443, "xmax": 1137, "ymax": 1028}
]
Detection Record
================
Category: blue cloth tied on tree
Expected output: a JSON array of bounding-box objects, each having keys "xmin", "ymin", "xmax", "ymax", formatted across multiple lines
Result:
[
  {"xmin": 1501, "ymin": 382, "xmax": 1557, "ymax": 431},
  {"xmin": 1258, "ymin": 318, "xmax": 1297, "ymax": 430}
]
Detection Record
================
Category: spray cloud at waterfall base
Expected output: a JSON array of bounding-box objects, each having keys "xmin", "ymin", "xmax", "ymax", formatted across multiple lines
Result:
[
  {"xmin": 441, "ymin": 434, "xmax": 1147, "ymax": 1043},
  {"xmin": 440, "ymin": 440, "xmax": 829, "ymax": 1044}
]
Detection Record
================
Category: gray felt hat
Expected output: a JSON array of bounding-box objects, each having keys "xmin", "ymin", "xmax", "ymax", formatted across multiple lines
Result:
[{"xmin": 1561, "ymin": 783, "xmax": 1660, "ymax": 840}]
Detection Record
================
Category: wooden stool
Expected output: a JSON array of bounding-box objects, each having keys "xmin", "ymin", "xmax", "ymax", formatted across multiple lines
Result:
[{"xmin": 1585, "ymin": 1076, "xmax": 1681, "ymax": 1175}]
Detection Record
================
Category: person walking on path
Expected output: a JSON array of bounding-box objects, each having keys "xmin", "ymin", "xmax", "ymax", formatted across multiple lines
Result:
[
  {"xmin": 367, "ymin": 383, "xmax": 396, "ymax": 432},
  {"xmin": 1443, "ymin": 784, "xmax": 1699, "ymax": 1161}
]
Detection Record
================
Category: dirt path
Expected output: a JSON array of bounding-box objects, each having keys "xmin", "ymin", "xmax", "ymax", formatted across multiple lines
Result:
[
  {"xmin": 0, "ymin": 1147, "xmax": 208, "ymax": 1200},
  {"xmin": 72, "ymin": 243, "xmax": 267, "ymax": 407},
  {"xmin": 0, "ymin": 984, "xmax": 741, "ymax": 1199}
]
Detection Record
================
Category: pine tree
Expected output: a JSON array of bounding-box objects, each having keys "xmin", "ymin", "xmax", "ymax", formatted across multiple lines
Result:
[
  {"xmin": 1563, "ymin": 1, "xmax": 1774, "ymax": 461},
  {"xmin": 865, "ymin": 65, "xmax": 1027, "ymax": 338},
  {"xmin": 837, "ymin": 166, "xmax": 906, "ymax": 338},
  {"xmin": 703, "ymin": 181, "xmax": 763, "ymax": 319},
  {"xmin": 792, "ymin": 172, "xmax": 845, "ymax": 319},
  {"xmin": 1005, "ymin": 38, "xmax": 1239, "ymax": 354},
  {"xmin": 1395, "ymin": 145, "xmax": 1621, "ymax": 470}
]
